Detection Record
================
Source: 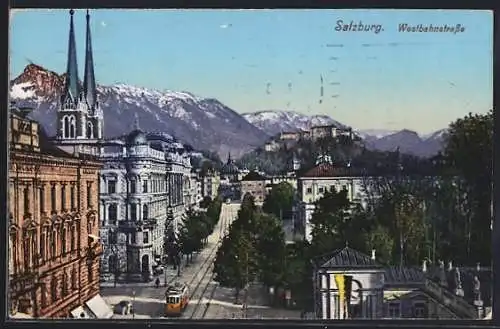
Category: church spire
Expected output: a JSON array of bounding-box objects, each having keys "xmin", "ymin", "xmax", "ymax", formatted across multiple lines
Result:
[
  {"xmin": 227, "ymin": 152, "xmax": 232, "ymax": 164},
  {"xmin": 62, "ymin": 9, "xmax": 80, "ymax": 105},
  {"xmin": 83, "ymin": 9, "xmax": 97, "ymax": 110}
]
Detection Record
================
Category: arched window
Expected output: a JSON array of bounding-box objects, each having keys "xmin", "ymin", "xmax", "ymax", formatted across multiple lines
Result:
[
  {"xmin": 108, "ymin": 204, "xmax": 117, "ymax": 224},
  {"xmin": 143, "ymin": 204, "xmax": 148, "ymax": 220},
  {"xmin": 69, "ymin": 116, "xmax": 76, "ymax": 138},
  {"xmin": 109, "ymin": 255, "xmax": 117, "ymax": 273},
  {"xmin": 87, "ymin": 122, "xmax": 94, "ymax": 139},
  {"xmin": 63, "ymin": 116, "xmax": 69, "ymax": 138},
  {"xmin": 108, "ymin": 230, "xmax": 117, "ymax": 244}
]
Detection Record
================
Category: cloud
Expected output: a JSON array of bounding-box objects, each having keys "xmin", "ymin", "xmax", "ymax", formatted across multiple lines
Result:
[
  {"xmin": 220, "ymin": 23, "xmax": 232, "ymax": 29},
  {"xmin": 100, "ymin": 21, "xmax": 107, "ymax": 28}
]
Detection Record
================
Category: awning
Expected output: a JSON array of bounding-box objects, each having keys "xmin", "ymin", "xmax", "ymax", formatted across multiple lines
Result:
[
  {"xmin": 70, "ymin": 305, "xmax": 94, "ymax": 319},
  {"xmin": 85, "ymin": 294, "xmax": 113, "ymax": 319},
  {"xmin": 11, "ymin": 312, "xmax": 33, "ymax": 319}
]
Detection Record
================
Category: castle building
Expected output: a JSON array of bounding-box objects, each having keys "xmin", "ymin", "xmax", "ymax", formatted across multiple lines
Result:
[
  {"xmin": 8, "ymin": 105, "xmax": 109, "ymax": 319},
  {"xmin": 51, "ymin": 10, "xmax": 191, "ymax": 283}
]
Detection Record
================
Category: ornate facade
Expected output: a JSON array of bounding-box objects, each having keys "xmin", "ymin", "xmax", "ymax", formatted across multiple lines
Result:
[
  {"xmin": 8, "ymin": 106, "xmax": 105, "ymax": 318},
  {"xmin": 98, "ymin": 131, "xmax": 192, "ymax": 282}
]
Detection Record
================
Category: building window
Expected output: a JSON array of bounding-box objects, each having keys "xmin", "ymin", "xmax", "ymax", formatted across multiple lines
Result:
[
  {"xmin": 62, "ymin": 272, "xmax": 68, "ymax": 295},
  {"xmin": 108, "ymin": 230, "xmax": 117, "ymax": 244},
  {"xmin": 71, "ymin": 224, "xmax": 76, "ymax": 250},
  {"xmin": 413, "ymin": 302, "xmax": 426, "ymax": 318},
  {"xmin": 70, "ymin": 185, "xmax": 75, "ymax": 210},
  {"xmin": 388, "ymin": 302, "xmax": 401, "ymax": 318},
  {"xmin": 9, "ymin": 232, "xmax": 17, "ymax": 274},
  {"xmin": 318, "ymin": 187, "xmax": 324, "ymax": 193},
  {"xmin": 72, "ymin": 267, "xmax": 78, "ymax": 289},
  {"xmin": 51, "ymin": 185, "xmax": 56, "ymax": 213},
  {"xmin": 108, "ymin": 204, "xmax": 118, "ymax": 224},
  {"xmin": 62, "ymin": 227, "xmax": 67, "ymax": 254},
  {"xmin": 87, "ymin": 183, "xmax": 92, "ymax": 208},
  {"xmin": 23, "ymin": 186, "xmax": 30, "ymax": 215},
  {"xmin": 41, "ymin": 284, "xmax": 48, "ymax": 307},
  {"xmin": 130, "ymin": 180, "xmax": 136, "ymax": 194},
  {"xmin": 61, "ymin": 185, "xmax": 66, "ymax": 210},
  {"xmin": 143, "ymin": 204, "xmax": 148, "ymax": 220},
  {"xmin": 108, "ymin": 181, "xmax": 116, "ymax": 194},
  {"xmin": 306, "ymin": 187, "xmax": 312, "ymax": 194},
  {"xmin": 130, "ymin": 204, "xmax": 137, "ymax": 221},
  {"xmin": 40, "ymin": 231, "xmax": 46, "ymax": 261},
  {"xmin": 51, "ymin": 276, "xmax": 57, "ymax": 301},
  {"xmin": 143, "ymin": 180, "xmax": 148, "ymax": 193},
  {"xmin": 329, "ymin": 185, "xmax": 335, "ymax": 192},
  {"xmin": 88, "ymin": 264, "xmax": 93, "ymax": 284},
  {"xmin": 51, "ymin": 230, "xmax": 57, "ymax": 258},
  {"xmin": 143, "ymin": 231, "xmax": 149, "ymax": 244},
  {"xmin": 39, "ymin": 187, "xmax": 45, "ymax": 214},
  {"xmin": 131, "ymin": 233, "xmax": 136, "ymax": 244}
]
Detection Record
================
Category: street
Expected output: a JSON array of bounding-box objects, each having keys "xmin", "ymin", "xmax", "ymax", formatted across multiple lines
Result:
[{"xmin": 101, "ymin": 203, "xmax": 301, "ymax": 319}]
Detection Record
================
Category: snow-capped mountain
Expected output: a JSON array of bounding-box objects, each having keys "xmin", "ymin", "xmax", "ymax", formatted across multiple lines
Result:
[
  {"xmin": 242, "ymin": 110, "xmax": 347, "ymax": 136},
  {"xmin": 243, "ymin": 109, "xmax": 447, "ymax": 158},
  {"xmin": 9, "ymin": 64, "xmax": 269, "ymax": 158}
]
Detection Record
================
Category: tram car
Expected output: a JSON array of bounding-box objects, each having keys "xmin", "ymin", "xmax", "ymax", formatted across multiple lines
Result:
[{"xmin": 165, "ymin": 282, "xmax": 189, "ymax": 316}]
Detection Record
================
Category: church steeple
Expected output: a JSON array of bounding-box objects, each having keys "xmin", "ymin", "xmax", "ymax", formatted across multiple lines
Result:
[
  {"xmin": 83, "ymin": 9, "xmax": 97, "ymax": 110},
  {"xmin": 62, "ymin": 9, "xmax": 80, "ymax": 106}
]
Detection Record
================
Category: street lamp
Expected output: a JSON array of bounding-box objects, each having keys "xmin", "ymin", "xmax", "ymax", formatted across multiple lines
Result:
[{"xmin": 132, "ymin": 290, "xmax": 136, "ymax": 319}]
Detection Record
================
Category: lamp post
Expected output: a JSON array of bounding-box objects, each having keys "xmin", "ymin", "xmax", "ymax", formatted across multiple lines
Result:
[{"xmin": 132, "ymin": 290, "xmax": 136, "ymax": 319}]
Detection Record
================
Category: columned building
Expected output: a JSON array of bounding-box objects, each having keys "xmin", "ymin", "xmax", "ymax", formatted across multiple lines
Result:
[
  {"xmin": 50, "ymin": 10, "xmax": 190, "ymax": 282},
  {"xmin": 8, "ymin": 105, "xmax": 108, "ymax": 319}
]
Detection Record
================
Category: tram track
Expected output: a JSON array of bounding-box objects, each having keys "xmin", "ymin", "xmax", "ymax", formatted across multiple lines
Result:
[{"xmin": 184, "ymin": 207, "xmax": 234, "ymax": 319}]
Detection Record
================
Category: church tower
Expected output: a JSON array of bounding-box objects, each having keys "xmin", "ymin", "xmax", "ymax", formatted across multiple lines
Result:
[{"xmin": 56, "ymin": 9, "xmax": 103, "ymax": 148}]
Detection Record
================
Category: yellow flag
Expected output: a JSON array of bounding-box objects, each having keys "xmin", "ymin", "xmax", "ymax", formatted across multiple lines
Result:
[{"xmin": 334, "ymin": 274, "xmax": 345, "ymax": 303}]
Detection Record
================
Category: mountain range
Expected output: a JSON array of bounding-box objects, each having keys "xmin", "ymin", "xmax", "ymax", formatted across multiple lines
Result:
[
  {"xmin": 243, "ymin": 110, "xmax": 447, "ymax": 158},
  {"xmin": 9, "ymin": 64, "xmax": 446, "ymax": 159},
  {"xmin": 9, "ymin": 64, "xmax": 268, "ymax": 159}
]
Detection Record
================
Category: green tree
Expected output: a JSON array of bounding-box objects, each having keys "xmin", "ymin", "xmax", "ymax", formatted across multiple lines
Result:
[
  {"xmin": 443, "ymin": 110, "xmax": 493, "ymax": 264},
  {"xmin": 178, "ymin": 208, "xmax": 206, "ymax": 263},
  {"xmin": 213, "ymin": 228, "xmax": 258, "ymax": 303},
  {"xmin": 364, "ymin": 225, "xmax": 394, "ymax": 265},
  {"xmin": 262, "ymin": 182, "xmax": 295, "ymax": 220},
  {"xmin": 309, "ymin": 188, "xmax": 352, "ymax": 256},
  {"xmin": 254, "ymin": 212, "xmax": 286, "ymax": 291}
]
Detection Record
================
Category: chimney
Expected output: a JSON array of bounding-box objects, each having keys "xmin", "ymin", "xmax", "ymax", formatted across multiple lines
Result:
[
  {"xmin": 371, "ymin": 249, "xmax": 376, "ymax": 261},
  {"xmin": 422, "ymin": 260, "xmax": 427, "ymax": 272},
  {"xmin": 448, "ymin": 260, "xmax": 453, "ymax": 271}
]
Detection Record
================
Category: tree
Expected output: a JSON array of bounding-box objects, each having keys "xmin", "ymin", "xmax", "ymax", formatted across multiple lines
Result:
[
  {"xmin": 213, "ymin": 228, "xmax": 258, "ymax": 303},
  {"xmin": 262, "ymin": 182, "xmax": 295, "ymax": 220},
  {"xmin": 443, "ymin": 110, "xmax": 493, "ymax": 264},
  {"xmin": 178, "ymin": 208, "xmax": 206, "ymax": 264},
  {"xmin": 309, "ymin": 188, "xmax": 353, "ymax": 256},
  {"xmin": 254, "ymin": 212, "xmax": 286, "ymax": 291},
  {"xmin": 364, "ymin": 225, "xmax": 394, "ymax": 265}
]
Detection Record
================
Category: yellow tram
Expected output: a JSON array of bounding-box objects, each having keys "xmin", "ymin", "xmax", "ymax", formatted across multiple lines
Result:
[{"xmin": 165, "ymin": 282, "xmax": 189, "ymax": 316}]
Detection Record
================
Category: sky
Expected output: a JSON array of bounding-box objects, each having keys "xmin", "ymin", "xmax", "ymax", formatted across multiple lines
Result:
[{"xmin": 10, "ymin": 9, "xmax": 493, "ymax": 134}]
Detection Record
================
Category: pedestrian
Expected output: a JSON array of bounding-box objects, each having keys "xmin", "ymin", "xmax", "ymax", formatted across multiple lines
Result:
[{"xmin": 155, "ymin": 277, "xmax": 160, "ymax": 288}]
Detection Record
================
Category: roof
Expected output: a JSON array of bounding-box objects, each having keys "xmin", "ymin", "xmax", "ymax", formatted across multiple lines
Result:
[
  {"xmin": 384, "ymin": 266, "xmax": 426, "ymax": 286},
  {"xmin": 241, "ymin": 170, "xmax": 266, "ymax": 181},
  {"xmin": 221, "ymin": 161, "xmax": 239, "ymax": 175},
  {"xmin": 301, "ymin": 163, "xmax": 357, "ymax": 178},
  {"xmin": 315, "ymin": 247, "xmax": 383, "ymax": 269}
]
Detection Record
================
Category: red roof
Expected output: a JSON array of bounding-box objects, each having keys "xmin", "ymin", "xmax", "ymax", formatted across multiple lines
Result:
[{"xmin": 301, "ymin": 163, "xmax": 352, "ymax": 178}]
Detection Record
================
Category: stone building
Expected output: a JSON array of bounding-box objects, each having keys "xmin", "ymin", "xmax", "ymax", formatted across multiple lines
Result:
[
  {"xmin": 8, "ymin": 105, "xmax": 109, "ymax": 319},
  {"xmin": 240, "ymin": 171, "xmax": 267, "ymax": 203},
  {"xmin": 312, "ymin": 247, "xmax": 491, "ymax": 320},
  {"xmin": 295, "ymin": 161, "xmax": 370, "ymax": 242},
  {"xmin": 49, "ymin": 10, "xmax": 191, "ymax": 282},
  {"xmin": 98, "ymin": 130, "xmax": 192, "ymax": 282}
]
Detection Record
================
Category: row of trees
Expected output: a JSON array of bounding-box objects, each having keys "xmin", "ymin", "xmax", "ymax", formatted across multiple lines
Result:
[{"xmin": 164, "ymin": 196, "xmax": 223, "ymax": 268}]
